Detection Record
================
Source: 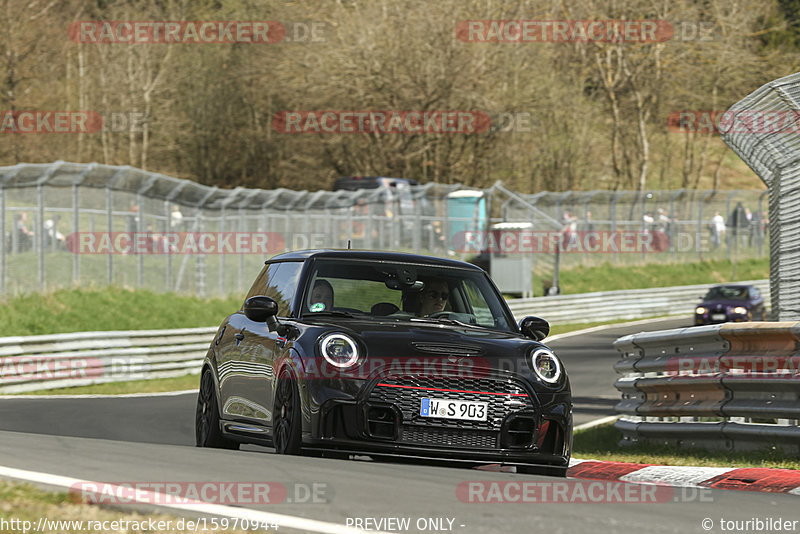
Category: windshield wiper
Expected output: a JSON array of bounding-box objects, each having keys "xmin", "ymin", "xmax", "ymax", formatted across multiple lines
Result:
[
  {"xmin": 410, "ymin": 316, "xmax": 472, "ymax": 327},
  {"xmin": 302, "ymin": 310, "xmax": 360, "ymax": 318}
]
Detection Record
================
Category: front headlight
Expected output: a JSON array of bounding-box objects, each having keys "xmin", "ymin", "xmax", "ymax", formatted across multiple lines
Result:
[
  {"xmin": 319, "ymin": 333, "xmax": 359, "ymax": 368},
  {"xmin": 529, "ymin": 348, "xmax": 562, "ymax": 384},
  {"xmin": 696, "ymin": 307, "xmax": 707, "ymax": 314},
  {"xmin": 733, "ymin": 306, "xmax": 748, "ymax": 315}
]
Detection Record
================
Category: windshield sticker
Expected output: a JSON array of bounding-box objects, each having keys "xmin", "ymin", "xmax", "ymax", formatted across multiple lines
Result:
[{"xmin": 310, "ymin": 302, "xmax": 326, "ymax": 312}]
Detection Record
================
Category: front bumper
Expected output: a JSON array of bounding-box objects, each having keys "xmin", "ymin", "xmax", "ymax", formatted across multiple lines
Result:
[
  {"xmin": 303, "ymin": 373, "xmax": 572, "ymax": 466},
  {"xmin": 695, "ymin": 311, "xmax": 749, "ymax": 325}
]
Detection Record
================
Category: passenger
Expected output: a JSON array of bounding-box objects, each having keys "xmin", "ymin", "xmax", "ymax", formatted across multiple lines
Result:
[
  {"xmin": 310, "ymin": 279, "xmax": 334, "ymax": 311},
  {"xmin": 415, "ymin": 278, "xmax": 449, "ymax": 317}
]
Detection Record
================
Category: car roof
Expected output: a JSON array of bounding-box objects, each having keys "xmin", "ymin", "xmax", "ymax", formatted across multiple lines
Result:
[
  {"xmin": 710, "ymin": 283, "xmax": 754, "ymax": 289},
  {"xmin": 267, "ymin": 249, "xmax": 482, "ymax": 270}
]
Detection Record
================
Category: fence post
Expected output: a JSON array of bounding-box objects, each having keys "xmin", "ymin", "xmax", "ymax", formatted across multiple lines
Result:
[
  {"xmin": 37, "ymin": 184, "xmax": 45, "ymax": 290},
  {"xmin": 72, "ymin": 183, "xmax": 80, "ymax": 285},
  {"xmin": 0, "ymin": 184, "xmax": 5, "ymax": 294},
  {"xmin": 238, "ymin": 206, "xmax": 245, "ymax": 293},
  {"xmin": 219, "ymin": 206, "xmax": 226, "ymax": 296},
  {"xmin": 106, "ymin": 185, "xmax": 113, "ymax": 285}
]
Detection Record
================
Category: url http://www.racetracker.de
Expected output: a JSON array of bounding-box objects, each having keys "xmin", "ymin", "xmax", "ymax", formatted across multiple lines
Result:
[
  {"xmin": 701, "ymin": 517, "xmax": 799, "ymax": 532},
  {"xmin": 0, "ymin": 516, "xmax": 280, "ymax": 532}
]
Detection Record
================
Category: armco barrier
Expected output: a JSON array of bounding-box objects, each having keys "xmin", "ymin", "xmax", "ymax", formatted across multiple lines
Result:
[
  {"xmin": 508, "ymin": 279, "xmax": 769, "ymax": 324},
  {"xmin": 0, "ymin": 327, "xmax": 216, "ymax": 393},
  {"xmin": 613, "ymin": 322, "xmax": 800, "ymax": 453}
]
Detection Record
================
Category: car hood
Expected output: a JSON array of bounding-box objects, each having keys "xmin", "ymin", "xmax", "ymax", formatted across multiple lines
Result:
[{"xmin": 297, "ymin": 317, "xmax": 537, "ymax": 360}]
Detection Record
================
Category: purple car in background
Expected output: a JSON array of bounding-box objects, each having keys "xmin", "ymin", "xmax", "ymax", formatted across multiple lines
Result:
[{"xmin": 694, "ymin": 284, "xmax": 766, "ymax": 325}]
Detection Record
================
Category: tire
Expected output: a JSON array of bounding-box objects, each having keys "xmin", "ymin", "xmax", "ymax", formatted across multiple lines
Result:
[
  {"xmin": 273, "ymin": 368, "xmax": 303, "ymax": 455},
  {"xmin": 196, "ymin": 369, "xmax": 239, "ymax": 450},
  {"xmin": 516, "ymin": 465, "xmax": 568, "ymax": 478}
]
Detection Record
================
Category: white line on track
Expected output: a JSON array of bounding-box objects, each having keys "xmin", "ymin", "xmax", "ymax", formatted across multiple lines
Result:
[
  {"xmin": 0, "ymin": 390, "xmax": 197, "ymax": 400},
  {"xmin": 573, "ymin": 415, "xmax": 620, "ymax": 432},
  {"xmin": 546, "ymin": 315, "xmax": 685, "ymax": 343},
  {"xmin": 0, "ymin": 465, "xmax": 390, "ymax": 534}
]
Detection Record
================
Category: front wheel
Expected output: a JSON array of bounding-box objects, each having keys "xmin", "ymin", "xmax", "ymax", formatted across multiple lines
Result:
[
  {"xmin": 273, "ymin": 368, "xmax": 302, "ymax": 455},
  {"xmin": 196, "ymin": 369, "xmax": 239, "ymax": 449}
]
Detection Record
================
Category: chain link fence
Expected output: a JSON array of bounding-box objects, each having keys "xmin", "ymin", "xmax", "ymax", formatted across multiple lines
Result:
[{"xmin": 0, "ymin": 161, "xmax": 768, "ymax": 297}]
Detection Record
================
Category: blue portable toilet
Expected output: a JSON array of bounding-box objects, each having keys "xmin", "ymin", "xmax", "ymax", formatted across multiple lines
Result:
[{"xmin": 447, "ymin": 190, "xmax": 487, "ymax": 254}]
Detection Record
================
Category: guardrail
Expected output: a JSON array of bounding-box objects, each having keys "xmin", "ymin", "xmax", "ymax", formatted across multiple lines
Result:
[
  {"xmin": 0, "ymin": 327, "xmax": 216, "ymax": 394},
  {"xmin": 507, "ymin": 279, "xmax": 769, "ymax": 324},
  {"xmin": 613, "ymin": 322, "xmax": 800, "ymax": 454}
]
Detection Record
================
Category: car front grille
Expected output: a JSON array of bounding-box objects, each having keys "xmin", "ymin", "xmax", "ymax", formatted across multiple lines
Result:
[
  {"xmin": 400, "ymin": 426, "xmax": 498, "ymax": 449},
  {"xmin": 367, "ymin": 375, "xmax": 534, "ymax": 431}
]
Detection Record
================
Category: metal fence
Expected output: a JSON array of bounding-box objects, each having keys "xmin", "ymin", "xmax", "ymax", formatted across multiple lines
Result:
[
  {"xmin": 0, "ymin": 161, "xmax": 768, "ymax": 297},
  {"xmin": 721, "ymin": 71, "xmax": 800, "ymax": 321},
  {"xmin": 0, "ymin": 327, "xmax": 215, "ymax": 394},
  {"xmin": 613, "ymin": 322, "xmax": 800, "ymax": 454}
]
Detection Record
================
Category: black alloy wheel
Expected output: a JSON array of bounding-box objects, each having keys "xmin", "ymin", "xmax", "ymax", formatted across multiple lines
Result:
[
  {"xmin": 273, "ymin": 367, "xmax": 303, "ymax": 455},
  {"xmin": 196, "ymin": 369, "xmax": 239, "ymax": 449}
]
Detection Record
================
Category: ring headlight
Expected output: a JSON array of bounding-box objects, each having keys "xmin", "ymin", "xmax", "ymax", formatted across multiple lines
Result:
[
  {"xmin": 529, "ymin": 348, "xmax": 561, "ymax": 384},
  {"xmin": 319, "ymin": 333, "xmax": 359, "ymax": 368}
]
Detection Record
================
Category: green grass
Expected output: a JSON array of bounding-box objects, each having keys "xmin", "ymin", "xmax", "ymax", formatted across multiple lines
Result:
[
  {"xmin": 574, "ymin": 423, "xmax": 800, "ymax": 469},
  {"xmin": 0, "ymin": 480, "xmax": 250, "ymax": 534},
  {"xmin": 18, "ymin": 374, "xmax": 201, "ymax": 396},
  {"xmin": 555, "ymin": 257, "xmax": 769, "ymax": 295},
  {"xmin": 0, "ymin": 287, "xmax": 241, "ymax": 336}
]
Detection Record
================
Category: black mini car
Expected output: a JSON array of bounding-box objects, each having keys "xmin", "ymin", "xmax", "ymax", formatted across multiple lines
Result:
[{"xmin": 195, "ymin": 250, "xmax": 572, "ymax": 476}]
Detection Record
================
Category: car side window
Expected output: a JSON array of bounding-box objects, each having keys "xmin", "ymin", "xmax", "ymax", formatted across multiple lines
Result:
[
  {"xmin": 245, "ymin": 261, "xmax": 303, "ymax": 317},
  {"xmin": 751, "ymin": 287, "xmax": 761, "ymax": 299},
  {"xmin": 461, "ymin": 279, "xmax": 497, "ymax": 328}
]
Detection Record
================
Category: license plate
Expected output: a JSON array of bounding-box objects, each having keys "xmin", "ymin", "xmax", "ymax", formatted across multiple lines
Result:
[
  {"xmin": 420, "ymin": 398, "xmax": 488, "ymax": 421},
  {"xmin": 711, "ymin": 313, "xmax": 726, "ymax": 321}
]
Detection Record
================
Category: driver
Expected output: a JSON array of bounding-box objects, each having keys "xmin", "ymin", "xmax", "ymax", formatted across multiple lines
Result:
[
  {"xmin": 310, "ymin": 279, "xmax": 334, "ymax": 311},
  {"xmin": 416, "ymin": 278, "xmax": 449, "ymax": 317}
]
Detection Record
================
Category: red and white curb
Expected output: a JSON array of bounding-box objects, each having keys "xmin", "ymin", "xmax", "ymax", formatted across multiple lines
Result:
[{"xmin": 567, "ymin": 459, "xmax": 800, "ymax": 495}]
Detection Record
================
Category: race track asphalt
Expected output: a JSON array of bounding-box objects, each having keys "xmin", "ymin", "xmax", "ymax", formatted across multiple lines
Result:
[{"xmin": 1, "ymin": 317, "xmax": 796, "ymax": 534}]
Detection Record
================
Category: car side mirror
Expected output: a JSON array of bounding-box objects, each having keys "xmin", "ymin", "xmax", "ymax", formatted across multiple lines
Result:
[
  {"xmin": 245, "ymin": 296, "xmax": 279, "ymax": 331},
  {"xmin": 519, "ymin": 316, "xmax": 549, "ymax": 341}
]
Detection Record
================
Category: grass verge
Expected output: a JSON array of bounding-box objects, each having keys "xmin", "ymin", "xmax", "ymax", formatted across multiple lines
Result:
[
  {"xmin": 573, "ymin": 423, "xmax": 800, "ymax": 470},
  {"xmin": 556, "ymin": 257, "xmax": 768, "ymax": 295},
  {"xmin": 16, "ymin": 374, "xmax": 201, "ymax": 396},
  {"xmin": 0, "ymin": 480, "xmax": 252, "ymax": 534},
  {"xmin": 0, "ymin": 287, "xmax": 240, "ymax": 337}
]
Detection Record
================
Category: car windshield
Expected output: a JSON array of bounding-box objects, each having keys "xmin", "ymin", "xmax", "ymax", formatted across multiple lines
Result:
[
  {"xmin": 704, "ymin": 286, "xmax": 749, "ymax": 301},
  {"xmin": 301, "ymin": 258, "xmax": 515, "ymax": 332}
]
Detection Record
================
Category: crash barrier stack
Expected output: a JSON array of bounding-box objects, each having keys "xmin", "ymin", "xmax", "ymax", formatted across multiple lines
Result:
[
  {"xmin": 507, "ymin": 279, "xmax": 769, "ymax": 325},
  {"xmin": 613, "ymin": 322, "xmax": 800, "ymax": 453},
  {"xmin": 0, "ymin": 327, "xmax": 216, "ymax": 394}
]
